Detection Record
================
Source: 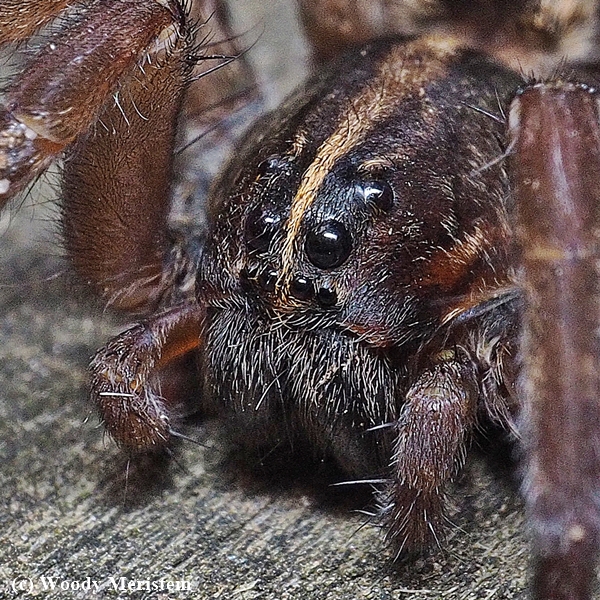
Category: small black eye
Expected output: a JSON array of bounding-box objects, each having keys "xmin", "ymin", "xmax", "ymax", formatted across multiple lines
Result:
[
  {"xmin": 258, "ymin": 267, "xmax": 278, "ymax": 293},
  {"xmin": 256, "ymin": 155, "xmax": 285, "ymax": 178},
  {"xmin": 305, "ymin": 220, "xmax": 352, "ymax": 270},
  {"xmin": 316, "ymin": 286, "xmax": 337, "ymax": 307},
  {"xmin": 355, "ymin": 180, "xmax": 394, "ymax": 212},
  {"xmin": 245, "ymin": 207, "xmax": 281, "ymax": 253},
  {"xmin": 290, "ymin": 275, "xmax": 314, "ymax": 301}
]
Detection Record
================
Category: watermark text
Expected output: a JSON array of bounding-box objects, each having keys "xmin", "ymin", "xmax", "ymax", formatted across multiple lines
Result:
[{"xmin": 7, "ymin": 575, "xmax": 195, "ymax": 595}]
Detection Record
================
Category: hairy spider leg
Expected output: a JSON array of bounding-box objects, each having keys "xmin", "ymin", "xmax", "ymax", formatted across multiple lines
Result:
[
  {"xmin": 511, "ymin": 82, "xmax": 600, "ymax": 600},
  {"xmin": 90, "ymin": 302, "xmax": 205, "ymax": 452},
  {"xmin": 383, "ymin": 357, "xmax": 479, "ymax": 552},
  {"xmin": 0, "ymin": 0, "xmax": 187, "ymax": 207}
]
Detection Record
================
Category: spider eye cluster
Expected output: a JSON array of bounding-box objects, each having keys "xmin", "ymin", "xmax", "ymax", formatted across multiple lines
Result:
[{"xmin": 240, "ymin": 159, "xmax": 396, "ymax": 309}]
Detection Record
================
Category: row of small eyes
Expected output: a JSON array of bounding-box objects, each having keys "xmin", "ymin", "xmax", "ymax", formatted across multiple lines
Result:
[{"xmin": 245, "ymin": 171, "xmax": 394, "ymax": 270}]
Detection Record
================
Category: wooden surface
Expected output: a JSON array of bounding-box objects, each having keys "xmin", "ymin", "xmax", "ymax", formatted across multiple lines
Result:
[{"xmin": 0, "ymin": 2, "xmax": 531, "ymax": 599}]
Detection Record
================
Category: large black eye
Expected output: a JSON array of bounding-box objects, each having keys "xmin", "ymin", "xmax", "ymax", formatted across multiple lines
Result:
[
  {"xmin": 355, "ymin": 180, "xmax": 394, "ymax": 212},
  {"xmin": 245, "ymin": 207, "xmax": 281, "ymax": 253},
  {"xmin": 305, "ymin": 220, "xmax": 352, "ymax": 270}
]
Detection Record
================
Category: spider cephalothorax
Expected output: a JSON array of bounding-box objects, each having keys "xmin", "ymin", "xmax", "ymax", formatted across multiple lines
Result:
[
  {"xmin": 195, "ymin": 38, "xmax": 523, "ymax": 548},
  {"xmin": 2, "ymin": 1, "xmax": 600, "ymax": 598}
]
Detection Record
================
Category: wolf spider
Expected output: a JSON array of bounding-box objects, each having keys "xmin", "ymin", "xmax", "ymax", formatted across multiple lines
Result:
[{"xmin": 2, "ymin": 1, "xmax": 600, "ymax": 598}]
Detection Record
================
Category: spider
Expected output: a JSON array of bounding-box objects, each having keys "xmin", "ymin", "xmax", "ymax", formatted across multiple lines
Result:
[{"xmin": 1, "ymin": 1, "xmax": 600, "ymax": 598}]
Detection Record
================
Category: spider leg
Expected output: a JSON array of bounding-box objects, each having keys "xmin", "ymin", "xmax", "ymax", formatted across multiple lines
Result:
[
  {"xmin": 90, "ymin": 302, "xmax": 205, "ymax": 452},
  {"xmin": 298, "ymin": 1, "xmax": 600, "ymax": 77},
  {"xmin": 0, "ymin": 0, "xmax": 191, "ymax": 208},
  {"xmin": 297, "ymin": 0, "xmax": 393, "ymax": 62},
  {"xmin": 1, "ymin": 0, "xmax": 256, "ymax": 312},
  {"xmin": 382, "ymin": 355, "xmax": 478, "ymax": 552},
  {"xmin": 510, "ymin": 81, "xmax": 600, "ymax": 599},
  {"xmin": 60, "ymin": 5, "xmax": 195, "ymax": 312}
]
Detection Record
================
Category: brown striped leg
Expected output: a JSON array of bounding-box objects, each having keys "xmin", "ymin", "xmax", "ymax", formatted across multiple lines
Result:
[
  {"xmin": 383, "ymin": 357, "xmax": 478, "ymax": 552},
  {"xmin": 90, "ymin": 303, "xmax": 205, "ymax": 452},
  {"xmin": 0, "ymin": 0, "xmax": 185, "ymax": 208},
  {"xmin": 1, "ymin": 0, "xmax": 255, "ymax": 311},
  {"xmin": 509, "ymin": 82, "xmax": 600, "ymax": 600}
]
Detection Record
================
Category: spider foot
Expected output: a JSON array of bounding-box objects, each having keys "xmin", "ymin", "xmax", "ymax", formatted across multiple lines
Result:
[{"xmin": 90, "ymin": 303, "xmax": 204, "ymax": 452}]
